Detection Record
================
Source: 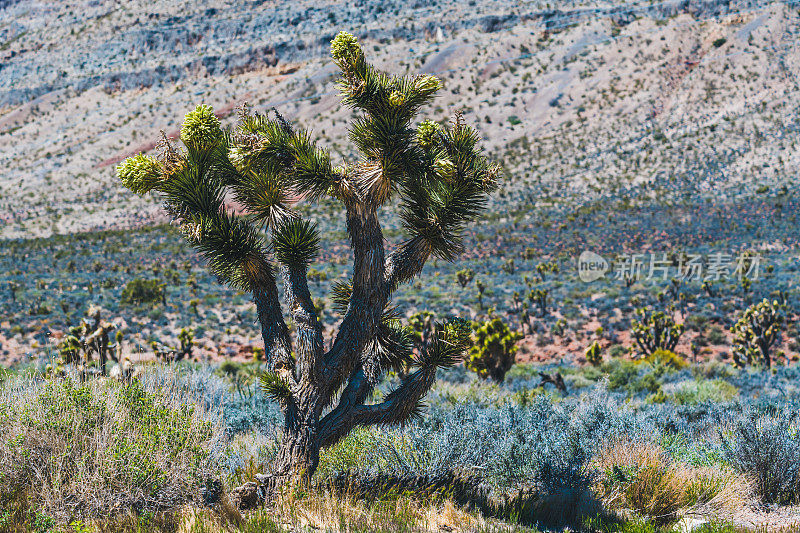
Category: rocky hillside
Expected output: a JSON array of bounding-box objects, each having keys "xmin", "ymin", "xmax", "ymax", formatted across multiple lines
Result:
[{"xmin": 1, "ymin": 0, "xmax": 798, "ymax": 238}]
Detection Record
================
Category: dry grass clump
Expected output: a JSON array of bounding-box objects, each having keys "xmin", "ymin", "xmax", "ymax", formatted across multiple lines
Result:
[
  {"xmin": 87, "ymin": 487, "xmax": 529, "ymax": 533},
  {"xmin": 267, "ymin": 485, "xmax": 486, "ymax": 532},
  {"xmin": 0, "ymin": 373, "xmax": 223, "ymax": 529},
  {"xmin": 594, "ymin": 439, "xmax": 751, "ymax": 525}
]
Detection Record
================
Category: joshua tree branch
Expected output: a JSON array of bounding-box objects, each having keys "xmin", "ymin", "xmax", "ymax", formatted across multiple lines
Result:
[
  {"xmin": 351, "ymin": 368, "xmax": 434, "ymax": 426},
  {"xmin": 385, "ymin": 236, "xmax": 432, "ymax": 295},
  {"xmin": 253, "ymin": 285, "xmax": 296, "ymax": 387},
  {"xmin": 319, "ymin": 366, "xmax": 434, "ymax": 448},
  {"xmin": 321, "ymin": 202, "xmax": 386, "ymax": 404},
  {"xmin": 280, "ymin": 264, "xmax": 324, "ymax": 384},
  {"xmin": 318, "ymin": 367, "xmax": 372, "ymax": 448}
]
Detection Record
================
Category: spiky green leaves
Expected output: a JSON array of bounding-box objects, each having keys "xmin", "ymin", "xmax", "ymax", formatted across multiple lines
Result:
[
  {"xmin": 229, "ymin": 110, "xmax": 337, "ymax": 205},
  {"xmin": 416, "ymin": 317, "xmax": 472, "ymax": 369},
  {"xmin": 229, "ymin": 117, "xmax": 294, "ymax": 177},
  {"xmin": 195, "ymin": 211, "xmax": 273, "ymax": 292},
  {"xmin": 117, "ymin": 154, "xmax": 162, "ymax": 194},
  {"xmin": 330, "ymin": 34, "xmax": 450, "ymax": 210},
  {"xmin": 181, "ymin": 104, "xmax": 223, "ymax": 149},
  {"xmin": 260, "ymin": 371, "xmax": 292, "ymax": 402},
  {"xmin": 273, "ymin": 218, "xmax": 320, "ymax": 267},
  {"xmin": 369, "ymin": 311, "xmax": 415, "ymax": 377},
  {"xmin": 290, "ymin": 132, "xmax": 338, "ymax": 200},
  {"xmin": 116, "ymin": 106, "xmax": 276, "ymax": 295},
  {"xmin": 399, "ymin": 118, "xmax": 499, "ymax": 261},
  {"xmin": 414, "ymin": 75, "xmax": 441, "ymax": 94},
  {"xmin": 433, "ymin": 158, "xmax": 455, "ymax": 180},
  {"xmin": 330, "ymin": 280, "xmax": 353, "ymax": 315},
  {"xmin": 231, "ymin": 172, "xmax": 294, "ymax": 229}
]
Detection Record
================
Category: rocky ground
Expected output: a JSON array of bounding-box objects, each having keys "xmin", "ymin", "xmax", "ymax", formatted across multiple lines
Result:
[{"xmin": 1, "ymin": 0, "xmax": 799, "ymax": 238}]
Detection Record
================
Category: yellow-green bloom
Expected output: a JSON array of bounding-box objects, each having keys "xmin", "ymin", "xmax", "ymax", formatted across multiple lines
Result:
[
  {"xmin": 117, "ymin": 154, "xmax": 162, "ymax": 194},
  {"xmin": 417, "ymin": 120, "xmax": 440, "ymax": 148},
  {"xmin": 181, "ymin": 104, "xmax": 222, "ymax": 147},
  {"xmin": 331, "ymin": 31, "xmax": 363, "ymax": 69},
  {"xmin": 434, "ymin": 157, "xmax": 455, "ymax": 179},
  {"xmin": 415, "ymin": 75, "xmax": 441, "ymax": 93},
  {"xmin": 389, "ymin": 90, "xmax": 405, "ymax": 107}
]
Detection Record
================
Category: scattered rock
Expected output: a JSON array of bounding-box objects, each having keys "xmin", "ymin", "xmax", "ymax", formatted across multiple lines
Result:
[
  {"xmin": 230, "ymin": 481, "xmax": 264, "ymax": 510},
  {"xmin": 674, "ymin": 516, "xmax": 708, "ymax": 533}
]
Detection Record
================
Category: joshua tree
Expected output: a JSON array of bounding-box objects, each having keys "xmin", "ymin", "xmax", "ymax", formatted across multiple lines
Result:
[
  {"xmin": 585, "ymin": 340, "xmax": 602, "ymax": 366},
  {"xmin": 731, "ymin": 299, "xmax": 786, "ymax": 369},
  {"xmin": 455, "ymin": 268, "xmax": 474, "ymax": 288},
  {"xmin": 466, "ymin": 314, "xmax": 523, "ymax": 382},
  {"xmin": 117, "ymin": 32, "xmax": 497, "ymax": 490},
  {"xmin": 152, "ymin": 327, "xmax": 195, "ymax": 362},
  {"xmin": 630, "ymin": 308, "xmax": 684, "ymax": 357},
  {"xmin": 701, "ymin": 280, "xmax": 716, "ymax": 297},
  {"xmin": 529, "ymin": 287, "xmax": 549, "ymax": 317},
  {"xmin": 408, "ymin": 310, "xmax": 436, "ymax": 353},
  {"xmin": 57, "ymin": 306, "xmax": 118, "ymax": 376},
  {"xmin": 7, "ymin": 281, "xmax": 20, "ymax": 303},
  {"xmin": 535, "ymin": 260, "xmax": 558, "ymax": 282},
  {"xmin": 520, "ymin": 301, "xmax": 532, "ymax": 334},
  {"xmin": 476, "ymin": 279, "xmax": 486, "ymax": 310}
]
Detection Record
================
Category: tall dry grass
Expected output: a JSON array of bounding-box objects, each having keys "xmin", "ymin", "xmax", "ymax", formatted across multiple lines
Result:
[
  {"xmin": 0, "ymin": 372, "xmax": 224, "ymax": 528},
  {"xmin": 594, "ymin": 439, "xmax": 751, "ymax": 525}
]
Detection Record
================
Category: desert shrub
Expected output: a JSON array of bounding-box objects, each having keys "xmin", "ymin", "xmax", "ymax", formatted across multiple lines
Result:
[
  {"xmin": 608, "ymin": 344, "xmax": 628, "ymax": 358},
  {"xmin": 120, "ymin": 278, "xmax": 166, "ymax": 306},
  {"xmin": 605, "ymin": 360, "xmax": 660, "ymax": 395},
  {"xmin": 642, "ymin": 349, "xmax": 687, "ymax": 371},
  {"xmin": 597, "ymin": 442, "xmax": 686, "ymax": 524},
  {"xmin": 142, "ymin": 364, "xmax": 282, "ymax": 437},
  {"xmin": 325, "ymin": 398, "xmax": 598, "ymax": 497},
  {"xmin": 316, "ymin": 426, "xmax": 381, "ymax": 479},
  {"xmin": 691, "ymin": 360, "xmax": 734, "ymax": 380},
  {"xmin": 669, "ymin": 379, "xmax": 738, "ymax": 405},
  {"xmin": 0, "ymin": 373, "xmax": 222, "ymax": 524},
  {"xmin": 606, "ymin": 360, "xmax": 640, "ymax": 391},
  {"xmin": 704, "ymin": 326, "xmax": 727, "ymax": 345},
  {"xmin": 660, "ymin": 433, "xmax": 726, "ymax": 468},
  {"xmin": 722, "ymin": 407, "xmax": 800, "ymax": 504}
]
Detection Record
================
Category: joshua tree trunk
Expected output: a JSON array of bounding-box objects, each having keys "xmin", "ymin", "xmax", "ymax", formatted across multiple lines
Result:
[{"xmin": 274, "ymin": 401, "xmax": 321, "ymax": 482}]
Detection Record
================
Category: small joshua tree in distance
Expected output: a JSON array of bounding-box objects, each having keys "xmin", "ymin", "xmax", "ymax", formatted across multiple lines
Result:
[
  {"xmin": 731, "ymin": 298, "xmax": 786, "ymax": 369},
  {"xmin": 529, "ymin": 287, "xmax": 549, "ymax": 317},
  {"xmin": 630, "ymin": 307, "xmax": 684, "ymax": 357},
  {"xmin": 467, "ymin": 312, "xmax": 523, "ymax": 382},
  {"xmin": 476, "ymin": 279, "xmax": 486, "ymax": 310},
  {"xmin": 455, "ymin": 268, "xmax": 475, "ymax": 288},
  {"xmin": 57, "ymin": 305, "xmax": 118, "ymax": 376},
  {"xmin": 585, "ymin": 340, "xmax": 602, "ymax": 366},
  {"xmin": 117, "ymin": 31, "xmax": 498, "ymax": 493},
  {"xmin": 152, "ymin": 327, "xmax": 195, "ymax": 362}
]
